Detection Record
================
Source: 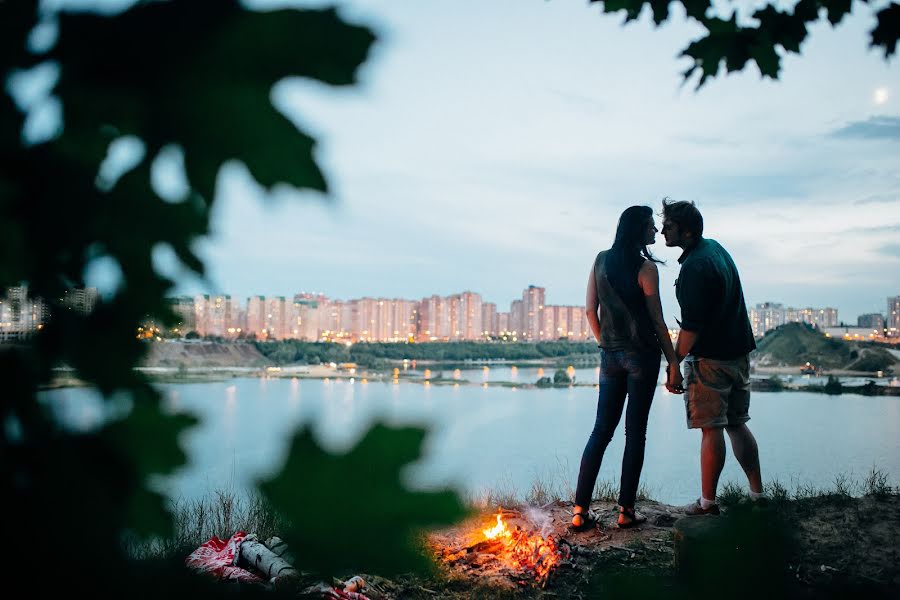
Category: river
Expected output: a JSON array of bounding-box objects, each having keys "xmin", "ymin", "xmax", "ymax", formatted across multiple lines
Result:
[{"xmin": 42, "ymin": 367, "xmax": 900, "ymax": 505}]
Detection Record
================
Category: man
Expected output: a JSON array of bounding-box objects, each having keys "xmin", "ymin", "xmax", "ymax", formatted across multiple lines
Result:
[{"xmin": 661, "ymin": 199, "xmax": 764, "ymax": 515}]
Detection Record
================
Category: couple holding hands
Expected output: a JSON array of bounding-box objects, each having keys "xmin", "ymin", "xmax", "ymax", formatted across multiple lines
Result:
[{"xmin": 571, "ymin": 199, "xmax": 765, "ymax": 531}]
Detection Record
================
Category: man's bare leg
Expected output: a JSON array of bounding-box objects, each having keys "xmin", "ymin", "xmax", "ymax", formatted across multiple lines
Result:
[
  {"xmin": 725, "ymin": 423, "xmax": 763, "ymax": 494},
  {"xmin": 701, "ymin": 427, "xmax": 726, "ymax": 501}
]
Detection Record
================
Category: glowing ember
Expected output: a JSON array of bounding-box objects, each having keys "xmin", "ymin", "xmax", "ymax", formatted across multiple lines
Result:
[{"xmin": 444, "ymin": 509, "xmax": 569, "ymax": 586}]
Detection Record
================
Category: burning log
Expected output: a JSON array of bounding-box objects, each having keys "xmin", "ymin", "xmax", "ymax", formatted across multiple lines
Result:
[
  {"xmin": 440, "ymin": 509, "xmax": 570, "ymax": 587},
  {"xmin": 465, "ymin": 538, "xmax": 508, "ymax": 555}
]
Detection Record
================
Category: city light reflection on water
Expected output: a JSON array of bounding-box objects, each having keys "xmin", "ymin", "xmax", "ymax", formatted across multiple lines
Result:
[{"xmin": 39, "ymin": 374, "xmax": 900, "ymax": 505}]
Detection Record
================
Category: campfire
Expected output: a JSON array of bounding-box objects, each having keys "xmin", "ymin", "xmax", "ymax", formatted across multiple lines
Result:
[{"xmin": 440, "ymin": 508, "xmax": 570, "ymax": 587}]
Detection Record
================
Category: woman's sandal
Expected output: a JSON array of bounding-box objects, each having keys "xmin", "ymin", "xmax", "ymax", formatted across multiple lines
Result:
[
  {"xmin": 617, "ymin": 507, "xmax": 647, "ymax": 529},
  {"xmin": 568, "ymin": 511, "xmax": 599, "ymax": 532}
]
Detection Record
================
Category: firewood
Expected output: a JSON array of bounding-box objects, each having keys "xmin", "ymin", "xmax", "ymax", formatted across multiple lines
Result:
[
  {"xmin": 465, "ymin": 538, "xmax": 506, "ymax": 554},
  {"xmin": 239, "ymin": 536, "xmax": 300, "ymax": 584}
]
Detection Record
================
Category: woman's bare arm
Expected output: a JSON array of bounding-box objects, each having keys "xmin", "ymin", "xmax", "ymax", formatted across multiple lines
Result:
[
  {"xmin": 586, "ymin": 266, "xmax": 601, "ymax": 344},
  {"xmin": 638, "ymin": 261, "xmax": 682, "ymax": 389}
]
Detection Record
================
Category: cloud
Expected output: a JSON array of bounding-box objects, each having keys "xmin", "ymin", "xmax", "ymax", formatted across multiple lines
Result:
[
  {"xmin": 854, "ymin": 193, "xmax": 899, "ymax": 205},
  {"xmin": 671, "ymin": 134, "xmax": 735, "ymax": 147},
  {"xmin": 829, "ymin": 115, "xmax": 900, "ymax": 141},
  {"xmin": 880, "ymin": 243, "xmax": 900, "ymax": 258},
  {"xmin": 840, "ymin": 223, "xmax": 900, "ymax": 235}
]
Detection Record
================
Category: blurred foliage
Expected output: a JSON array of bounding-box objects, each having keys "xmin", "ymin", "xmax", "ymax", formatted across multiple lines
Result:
[
  {"xmin": 585, "ymin": 504, "xmax": 793, "ymax": 599},
  {"xmin": 1, "ymin": 0, "xmax": 463, "ymax": 593},
  {"xmin": 588, "ymin": 0, "xmax": 900, "ymax": 88},
  {"xmin": 260, "ymin": 425, "xmax": 467, "ymax": 575}
]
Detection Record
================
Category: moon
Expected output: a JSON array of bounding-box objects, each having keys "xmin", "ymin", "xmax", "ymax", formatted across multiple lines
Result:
[{"xmin": 873, "ymin": 87, "xmax": 889, "ymax": 105}]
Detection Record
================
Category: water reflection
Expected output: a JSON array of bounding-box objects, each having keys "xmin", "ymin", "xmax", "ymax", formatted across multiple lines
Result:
[
  {"xmin": 165, "ymin": 389, "xmax": 180, "ymax": 413},
  {"xmin": 288, "ymin": 377, "xmax": 301, "ymax": 415},
  {"xmin": 223, "ymin": 384, "xmax": 238, "ymax": 444},
  {"xmin": 38, "ymin": 380, "xmax": 900, "ymax": 507}
]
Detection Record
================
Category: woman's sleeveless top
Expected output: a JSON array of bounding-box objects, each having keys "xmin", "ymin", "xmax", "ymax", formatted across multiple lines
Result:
[{"xmin": 593, "ymin": 250, "xmax": 660, "ymax": 353}]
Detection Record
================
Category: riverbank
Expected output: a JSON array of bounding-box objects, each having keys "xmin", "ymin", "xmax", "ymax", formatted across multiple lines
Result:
[
  {"xmin": 754, "ymin": 365, "xmax": 893, "ymax": 378},
  {"xmin": 420, "ymin": 493, "xmax": 900, "ymax": 599},
  {"xmin": 148, "ymin": 476, "xmax": 899, "ymax": 599}
]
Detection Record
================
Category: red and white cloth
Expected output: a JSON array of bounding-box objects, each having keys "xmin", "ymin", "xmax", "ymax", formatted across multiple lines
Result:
[{"xmin": 185, "ymin": 531, "xmax": 264, "ymax": 584}]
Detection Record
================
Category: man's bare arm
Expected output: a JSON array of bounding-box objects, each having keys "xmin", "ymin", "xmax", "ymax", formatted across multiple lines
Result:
[{"xmin": 675, "ymin": 329, "xmax": 699, "ymax": 362}]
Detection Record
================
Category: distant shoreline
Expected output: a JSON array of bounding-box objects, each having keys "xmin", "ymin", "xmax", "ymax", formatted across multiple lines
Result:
[
  {"xmin": 753, "ymin": 365, "xmax": 889, "ymax": 378},
  {"xmin": 40, "ymin": 362, "xmax": 900, "ymax": 395}
]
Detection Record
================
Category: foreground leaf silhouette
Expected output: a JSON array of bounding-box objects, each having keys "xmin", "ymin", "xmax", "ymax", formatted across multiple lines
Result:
[
  {"xmin": 586, "ymin": 0, "xmax": 899, "ymax": 87},
  {"xmin": 1, "ymin": 0, "xmax": 388, "ymax": 595},
  {"xmin": 260, "ymin": 424, "xmax": 467, "ymax": 575}
]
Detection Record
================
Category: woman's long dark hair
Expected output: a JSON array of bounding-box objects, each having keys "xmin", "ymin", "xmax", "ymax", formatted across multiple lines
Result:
[{"xmin": 606, "ymin": 205, "xmax": 662, "ymax": 305}]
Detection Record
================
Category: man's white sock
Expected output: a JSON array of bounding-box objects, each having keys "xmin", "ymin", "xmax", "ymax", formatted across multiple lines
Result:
[
  {"xmin": 700, "ymin": 496, "xmax": 716, "ymax": 509},
  {"xmin": 749, "ymin": 490, "xmax": 766, "ymax": 500}
]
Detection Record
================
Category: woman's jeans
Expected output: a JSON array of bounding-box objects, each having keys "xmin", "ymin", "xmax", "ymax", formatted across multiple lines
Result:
[{"xmin": 575, "ymin": 349, "xmax": 660, "ymax": 509}]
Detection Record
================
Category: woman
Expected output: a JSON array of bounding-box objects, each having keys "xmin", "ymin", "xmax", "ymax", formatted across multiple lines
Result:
[{"xmin": 571, "ymin": 205, "xmax": 682, "ymax": 530}]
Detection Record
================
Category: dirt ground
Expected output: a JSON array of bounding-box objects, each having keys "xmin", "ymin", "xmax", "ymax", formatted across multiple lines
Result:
[{"xmin": 336, "ymin": 494, "xmax": 899, "ymax": 599}]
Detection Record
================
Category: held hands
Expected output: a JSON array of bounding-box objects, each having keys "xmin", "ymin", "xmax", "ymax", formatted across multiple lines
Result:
[{"xmin": 666, "ymin": 363, "xmax": 684, "ymax": 394}]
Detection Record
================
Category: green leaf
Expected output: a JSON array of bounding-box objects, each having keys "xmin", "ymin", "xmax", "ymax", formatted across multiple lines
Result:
[
  {"xmin": 259, "ymin": 424, "xmax": 468, "ymax": 576},
  {"xmin": 126, "ymin": 486, "xmax": 175, "ymax": 539},
  {"xmin": 680, "ymin": 0, "xmax": 712, "ymax": 20},
  {"xmin": 101, "ymin": 386, "xmax": 197, "ymax": 538},
  {"xmin": 592, "ymin": 0, "xmax": 645, "ymax": 23},
  {"xmin": 871, "ymin": 3, "xmax": 900, "ymax": 58},
  {"xmin": 2, "ymin": 1, "xmax": 379, "ymax": 594},
  {"xmin": 102, "ymin": 386, "xmax": 197, "ymax": 477},
  {"xmin": 680, "ymin": 17, "xmax": 740, "ymax": 88},
  {"xmin": 51, "ymin": 1, "xmax": 376, "ymax": 202},
  {"xmin": 820, "ymin": 0, "xmax": 854, "ymax": 25},
  {"xmin": 648, "ymin": 0, "xmax": 673, "ymax": 25},
  {"xmin": 753, "ymin": 5, "xmax": 808, "ymax": 54},
  {"xmin": 792, "ymin": 0, "xmax": 820, "ymax": 22},
  {"xmin": 0, "ymin": 0, "xmax": 38, "ymax": 74},
  {"xmin": 749, "ymin": 36, "xmax": 782, "ymax": 78}
]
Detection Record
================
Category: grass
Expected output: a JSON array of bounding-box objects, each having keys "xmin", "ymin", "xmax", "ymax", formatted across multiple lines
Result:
[
  {"xmin": 717, "ymin": 468, "xmax": 897, "ymax": 508},
  {"xmin": 135, "ymin": 468, "xmax": 897, "ymax": 563},
  {"xmin": 475, "ymin": 466, "xmax": 897, "ymax": 512},
  {"xmin": 863, "ymin": 465, "xmax": 894, "ymax": 497},
  {"xmin": 125, "ymin": 487, "xmax": 287, "ymax": 560},
  {"xmin": 469, "ymin": 461, "xmax": 656, "ymax": 510}
]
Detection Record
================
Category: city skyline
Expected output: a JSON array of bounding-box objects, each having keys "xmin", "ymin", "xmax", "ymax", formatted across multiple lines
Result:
[
  {"xmin": 138, "ymin": 290, "xmax": 900, "ymax": 342},
  {"xmin": 4, "ymin": 284, "xmax": 899, "ymax": 343}
]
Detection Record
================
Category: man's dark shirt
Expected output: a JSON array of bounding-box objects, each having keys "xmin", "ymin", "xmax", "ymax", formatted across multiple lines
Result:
[{"xmin": 676, "ymin": 237, "xmax": 756, "ymax": 360}]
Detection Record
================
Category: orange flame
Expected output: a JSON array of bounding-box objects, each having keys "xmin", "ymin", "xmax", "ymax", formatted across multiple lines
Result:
[
  {"xmin": 482, "ymin": 512, "xmax": 512, "ymax": 540},
  {"xmin": 473, "ymin": 510, "xmax": 568, "ymax": 584}
]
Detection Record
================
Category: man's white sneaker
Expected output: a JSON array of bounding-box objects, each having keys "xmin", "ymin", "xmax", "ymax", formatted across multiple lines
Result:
[{"xmin": 682, "ymin": 498, "xmax": 720, "ymax": 515}]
